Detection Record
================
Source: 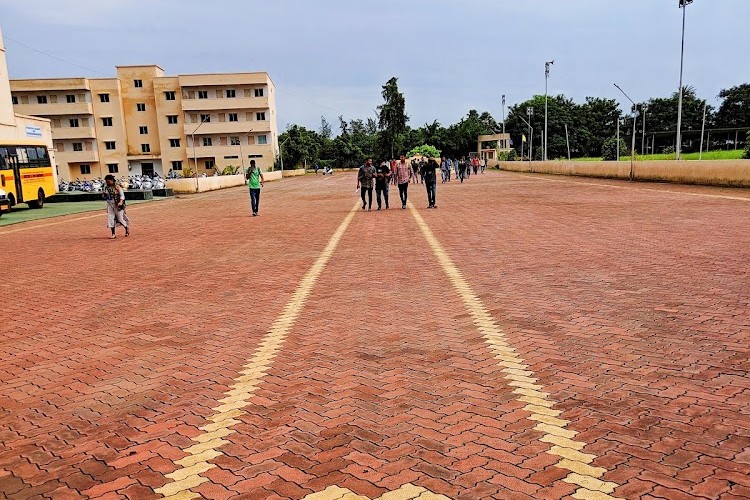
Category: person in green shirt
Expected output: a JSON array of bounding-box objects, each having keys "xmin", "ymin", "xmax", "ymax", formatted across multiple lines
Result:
[{"xmin": 246, "ymin": 160, "xmax": 265, "ymax": 216}]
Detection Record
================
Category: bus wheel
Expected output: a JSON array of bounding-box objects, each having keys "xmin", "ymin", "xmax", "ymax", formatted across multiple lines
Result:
[{"xmin": 28, "ymin": 189, "xmax": 45, "ymax": 209}]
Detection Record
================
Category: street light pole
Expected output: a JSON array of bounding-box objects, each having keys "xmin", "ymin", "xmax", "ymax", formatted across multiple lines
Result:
[
  {"xmin": 676, "ymin": 0, "xmax": 693, "ymax": 160},
  {"xmin": 191, "ymin": 114, "xmax": 210, "ymax": 191},
  {"xmin": 699, "ymin": 102, "xmax": 707, "ymax": 160},
  {"xmin": 239, "ymin": 128, "xmax": 253, "ymax": 172},
  {"xmin": 544, "ymin": 60, "xmax": 554, "ymax": 161},
  {"xmin": 501, "ymin": 94, "xmax": 506, "ymax": 148},
  {"xmin": 641, "ymin": 106, "xmax": 648, "ymax": 155},
  {"xmin": 614, "ymin": 83, "xmax": 638, "ymax": 181},
  {"xmin": 521, "ymin": 108, "xmax": 533, "ymax": 170}
]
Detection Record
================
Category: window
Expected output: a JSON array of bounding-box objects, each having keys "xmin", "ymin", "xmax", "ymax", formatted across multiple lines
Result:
[
  {"xmin": 224, "ymin": 155, "xmax": 239, "ymax": 159},
  {"xmin": 256, "ymin": 112, "xmax": 266, "ymax": 121},
  {"xmin": 107, "ymin": 163, "xmax": 119, "ymax": 173},
  {"xmin": 99, "ymin": 93, "xmax": 110, "ymax": 103},
  {"xmin": 226, "ymin": 89, "xmax": 236, "ymax": 98},
  {"xmin": 202, "ymin": 137, "xmax": 212, "ymax": 147},
  {"xmin": 254, "ymin": 88, "xmax": 264, "ymax": 97},
  {"xmin": 139, "ymin": 126, "xmax": 148, "ymax": 135},
  {"xmin": 165, "ymin": 91, "xmax": 176, "ymax": 101},
  {"xmin": 73, "ymin": 142, "xmax": 83, "ymax": 152},
  {"xmin": 37, "ymin": 95, "xmax": 48, "ymax": 104},
  {"xmin": 198, "ymin": 91, "xmax": 208, "ymax": 99},
  {"xmin": 205, "ymin": 160, "xmax": 215, "ymax": 169},
  {"xmin": 169, "ymin": 138, "xmax": 180, "ymax": 147},
  {"xmin": 228, "ymin": 113, "xmax": 238, "ymax": 122},
  {"xmin": 102, "ymin": 117, "xmax": 113, "ymax": 127},
  {"xmin": 200, "ymin": 114, "xmax": 211, "ymax": 123},
  {"xmin": 80, "ymin": 164, "xmax": 91, "ymax": 174},
  {"xmin": 171, "ymin": 160, "xmax": 183, "ymax": 170},
  {"xmin": 141, "ymin": 144, "xmax": 151, "ymax": 153},
  {"xmin": 69, "ymin": 118, "xmax": 80, "ymax": 128},
  {"xmin": 134, "ymin": 79, "xmax": 143, "ymax": 88},
  {"xmin": 11, "ymin": 96, "xmax": 18, "ymax": 105},
  {"xmin": 137, "ymin": 103, "xmax": 146, "ymax": 111},
  {"xmin": 105, "ymin": 141, "xmax": 116, "ymax": 150},
  {"xmin": 167, "ymin": 115, "xmax": 178, "ymax": 124},
  {"xmin": 257, "ymin": 135, "xmax": 268, "ymax": 145},
  {"xmin": 66, "ymin": 94, "xmax": 76, "ymax": 103},
  {"xmin": 230, "ymin": 136, "xmax": 240, "ymax": 146}
]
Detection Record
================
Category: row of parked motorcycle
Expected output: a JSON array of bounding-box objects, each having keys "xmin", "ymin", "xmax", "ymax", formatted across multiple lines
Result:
[{"xmin": 58, "ymin": 174, "xmax": 166, "ymax": 193}]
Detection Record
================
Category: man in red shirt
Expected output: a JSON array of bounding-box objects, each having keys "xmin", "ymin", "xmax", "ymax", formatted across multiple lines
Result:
[{"xmin": 393, "ymin": 155, "xmax": 412, "ymax": 209}]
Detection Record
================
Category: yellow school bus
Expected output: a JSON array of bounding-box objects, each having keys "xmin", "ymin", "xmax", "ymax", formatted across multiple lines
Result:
[{"xmin": 0, "ymin": 141, "xmax": 56, "ymax": 215}]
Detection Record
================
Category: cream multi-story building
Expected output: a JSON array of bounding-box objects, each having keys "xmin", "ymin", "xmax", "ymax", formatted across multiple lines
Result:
[{"xmin": 9, "ymin": 65, "xmax": 278, "ymax": 181}]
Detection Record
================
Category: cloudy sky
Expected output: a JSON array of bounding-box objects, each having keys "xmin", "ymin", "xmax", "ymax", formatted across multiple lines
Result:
[{"xmin": 2, "ymin": 0, "xmax": 748, "ymax": 132}]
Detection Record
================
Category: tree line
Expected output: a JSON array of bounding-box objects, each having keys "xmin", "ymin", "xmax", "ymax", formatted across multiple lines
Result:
[{"xmin": 278, "ymin": 79, "xmax": 750, "ymax": 168}]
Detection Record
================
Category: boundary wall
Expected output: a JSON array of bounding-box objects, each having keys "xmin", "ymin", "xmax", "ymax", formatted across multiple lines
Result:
[
  {"xmin": 165, "ymin": 169, "xmax": 306, "ymax": 194},
  {"xmin": 499, "ymin": 160, "xmax": 750, "ymax": 187}
]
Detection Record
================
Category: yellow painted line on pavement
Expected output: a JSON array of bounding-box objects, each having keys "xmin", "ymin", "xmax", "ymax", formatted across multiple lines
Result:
[
  {"xmin": 155, "ymin": 201, "xmax": 360, "ymax": 499},
  {"xmin": 409, "ymin": 204, "xmax": 623, "ymax": 500}
]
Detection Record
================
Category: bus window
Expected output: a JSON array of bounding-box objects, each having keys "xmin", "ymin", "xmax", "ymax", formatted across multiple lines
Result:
[
  {"xmin": 27, "ymin": 147, "xmax": 39, "ymax": 161},
  {"xmin": 0, "ymin": 148, "xmax": 8, "ymax": 169},
  {"xmin": 37, "ymin": 147, "xmax": 49, "ymax": 161},
  {"xmin": 14, "ymin": 147, "xmax": 29, "ymax": 167}
]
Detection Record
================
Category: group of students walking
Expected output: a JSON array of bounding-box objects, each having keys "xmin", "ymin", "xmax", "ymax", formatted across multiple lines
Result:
[
  {"xmin": 357, "ymin": 155, "xmax": 445, "ymax": 211},
  {"xmin": 440, "ymin": 156, "xmax": 486, "ymax": 184}
]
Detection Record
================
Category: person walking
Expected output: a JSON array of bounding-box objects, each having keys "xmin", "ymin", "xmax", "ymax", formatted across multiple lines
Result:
[
  {"xmin": 421, "ymin": 158, "xmax": 439, "ymax": 208},
  {"xmin": 472, "ymin": 156, "xmax": 479, "ymax": 176},
  {"xmin": 440, "ymin": 156, "xmax": 449, "ymax": 183},
  {"xmin": 103, "ymin": 174, "xmax": 129, "ymax": 239},
  {"xmin": 480, "ymin": 157, "xmax": 486, "ymax": 173},
  {"xmin": 394, "ymin": 155, "xmax": 411, "ymax": 209},
  {"xmin": 375, "ymin": 160, "xmax": 391, "ymax": 210},
  {"xmin": 458, "ymin": 157, "xmax": 467, "ymax": 183},
  {"xmin": 357, "ymin": 158, "xmax": 376, "ymax": 211},
  {"xmin": 246, "ymin": 159, "xmax": 265, "ymax": 216}
]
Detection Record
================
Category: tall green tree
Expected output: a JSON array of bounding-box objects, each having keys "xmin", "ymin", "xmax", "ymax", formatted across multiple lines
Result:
[
  {"xmin": 278, "ymin": 125, "xmax": 324, "ymax": 169},
  {"xmin": 377, "ymin": 77, "xmax": 409, "ymax": 157},
  {"xmin": 715, "ymin": 84, "xmax": 750, "ymax": 128}
]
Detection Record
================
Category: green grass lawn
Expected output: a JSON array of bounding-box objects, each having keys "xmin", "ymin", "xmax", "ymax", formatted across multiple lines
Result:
[
  {"xmin": 0, "ymin": 199, "xmax": 156, "ymax": 227},
  {"xmin": 572, "ymin": 150, "xmax": 745, "ymax": 162}
]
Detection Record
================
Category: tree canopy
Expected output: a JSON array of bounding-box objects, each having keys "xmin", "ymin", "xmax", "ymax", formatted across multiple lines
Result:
[{"xmin": 277, "ymin": 77, "xmax": 750, "ymax": 168}]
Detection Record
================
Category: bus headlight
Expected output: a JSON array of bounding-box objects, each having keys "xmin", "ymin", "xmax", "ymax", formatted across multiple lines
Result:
[{"xmin": 0, "ymin": 189, "xmax": 6, "ymax": 198}]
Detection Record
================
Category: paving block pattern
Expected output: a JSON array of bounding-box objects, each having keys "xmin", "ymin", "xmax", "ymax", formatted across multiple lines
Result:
[{"xmin": 1, "ymin": 172, "xmax": 748, "ymax": 499}]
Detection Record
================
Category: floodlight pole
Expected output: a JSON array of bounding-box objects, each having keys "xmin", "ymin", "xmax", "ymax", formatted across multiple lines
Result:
[
  {"xmin": 614, "ymin": 83, "xmax": 638, "ymax": 181},
  {"xmin": 676, "ymin": 0, "xmax": 693, "ymax": 160},
  {"xmin": 544, "ymin": 60, "xmax": 554, "ymax": 161}
]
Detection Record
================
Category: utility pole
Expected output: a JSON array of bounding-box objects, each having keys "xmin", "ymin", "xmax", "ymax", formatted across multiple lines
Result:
[
  {"xmin": 641, "ymin": 106, "xmax": 648, "ymax": 155},
  {"xmin": 544, "ymin": 60, "xmax": 554, "ymax": 161}
]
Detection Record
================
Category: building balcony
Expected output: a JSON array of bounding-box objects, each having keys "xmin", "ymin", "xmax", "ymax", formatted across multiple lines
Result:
[
  {"xmin": 52, "ymin": 126, "xmax": 97, "ymax": 140},
  {"xmin": 57, "ymin": 149, "xmax": 99, "ymax": 163},
  {"xmin": 183, "ymin": 120, "xmax": 270, "ymax": 136},
  {"xmin": 14, "ymin": 101, "xmax": 93, "ymax": 117},
  {"xmin": 181, "ymin": 97, "xmax": 269, "ymax": 111},
  {"xmin": 189, "ymin": 143, "xmax": 273, "ymax": 158}
]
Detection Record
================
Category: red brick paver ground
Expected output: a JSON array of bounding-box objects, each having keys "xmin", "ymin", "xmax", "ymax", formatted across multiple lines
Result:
[{"xmin": 1, "ymin": 172, "xmax": 748, "ymax": 499}]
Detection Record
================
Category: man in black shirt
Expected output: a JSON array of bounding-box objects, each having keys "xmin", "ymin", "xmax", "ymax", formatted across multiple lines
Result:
[
  {"xmin": 375, "ymin": 161, "xmax": 391, "ymax": 210},
  {"xmin": 421, "ymin": 158, "xmax": 439, "ymax": 208}
]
